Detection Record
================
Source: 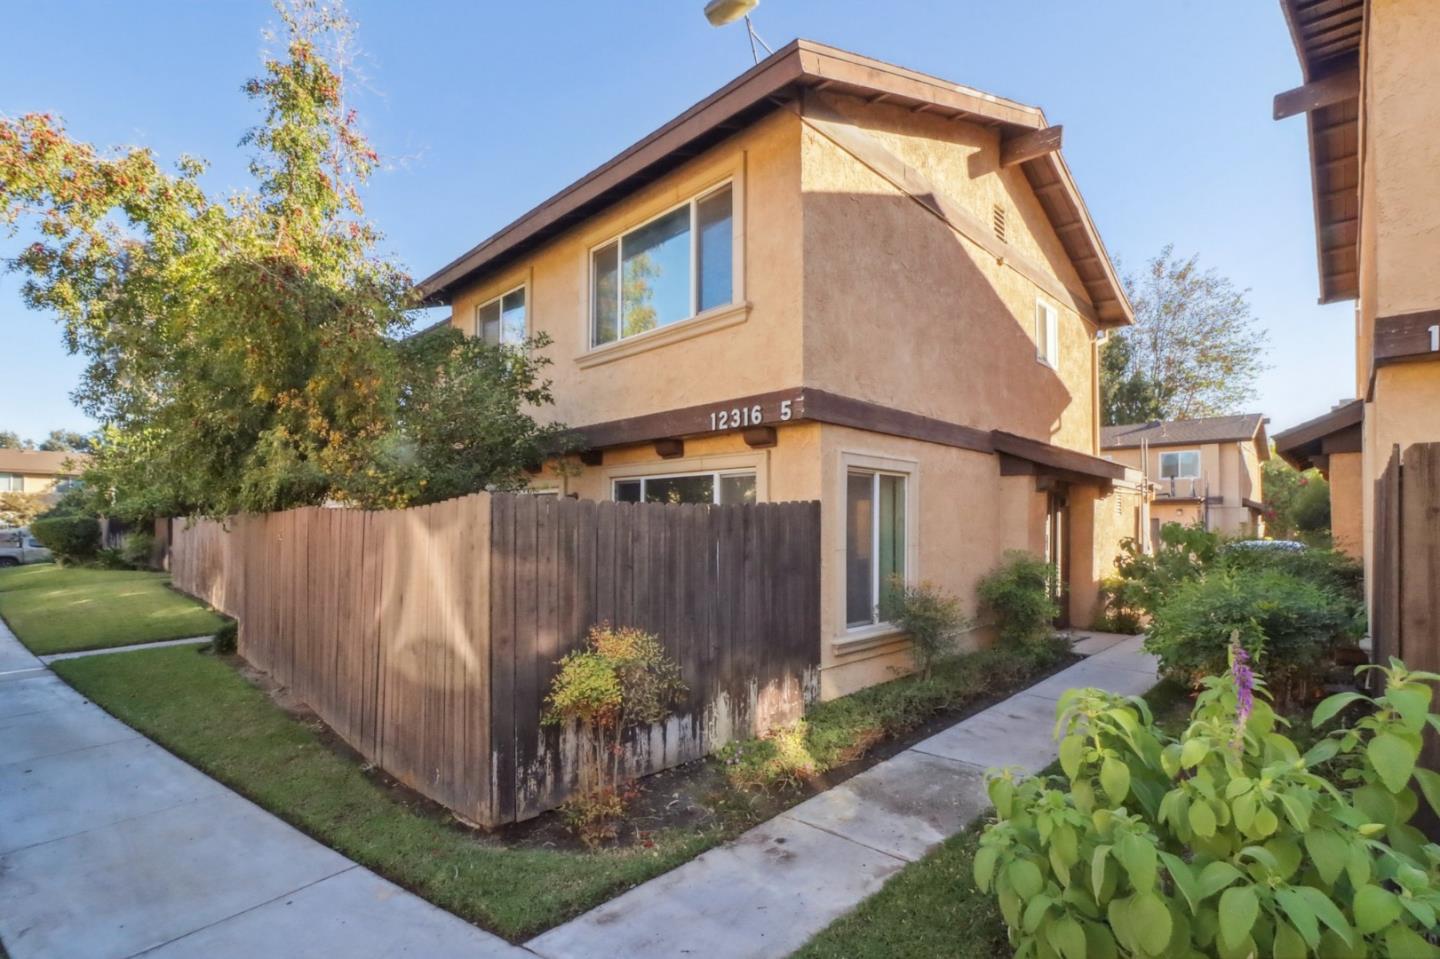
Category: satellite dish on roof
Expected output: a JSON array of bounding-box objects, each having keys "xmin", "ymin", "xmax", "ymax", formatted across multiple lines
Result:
[{"xmin": 704, "ymin": 0, "xmax": 758, "ymax": 26}]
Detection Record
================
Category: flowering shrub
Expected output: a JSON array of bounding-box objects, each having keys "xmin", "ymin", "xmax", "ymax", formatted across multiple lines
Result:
[
  {"xmin": 543, "ymin": 625, "xmax": 685, "ymax": 844},
  {"xmin": 976, "ymin": 647, "xmax": 1440, "ymax": 958}
]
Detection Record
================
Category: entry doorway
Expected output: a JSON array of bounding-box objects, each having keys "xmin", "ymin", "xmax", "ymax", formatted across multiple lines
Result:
[{"xmin": 1044, "ymin": 490, "xmax": 1070, "ymax": 628}]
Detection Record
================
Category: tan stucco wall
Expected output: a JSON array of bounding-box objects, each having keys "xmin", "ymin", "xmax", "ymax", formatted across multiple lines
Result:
[
  {"xmin": 448, "ymin": 109, "xmax": 804, "ymax": 429},
  {"xmin": 1327, "ymin": 450, "xmax": 1364, "ymax": 557},
  {"xmin": 1069, "ymin": 480, "xmax": 1145, "ymax": 629},
  {"xmin": 1104, "ymin": 439, "xmax": 1262, "ymax": 537},
  {"xmin": 799, "ymin": 98, "xmax": 1100, "ymax": 454},
  {"xmin": 1, "ymin": 473, "xmax": 67, "ymax": 496}
]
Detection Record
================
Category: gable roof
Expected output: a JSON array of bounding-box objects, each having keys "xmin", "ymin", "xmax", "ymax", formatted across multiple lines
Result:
[
  {"xmin": 1101, "ymin": 414, "xmax": 1270, "ymax": 451},
  {"xmin": 416, "ymin": 39, "xmax": 1132, "ymax": 326},
  {"xmin": 0, "ymin": 449, "xmax": 89, "ymax": 476}
]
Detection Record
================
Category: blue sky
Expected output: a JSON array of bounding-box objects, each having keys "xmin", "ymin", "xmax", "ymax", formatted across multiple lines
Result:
[{"xmin": 0, "ymin": 0, "xmax": 1350, "ymax": 442}]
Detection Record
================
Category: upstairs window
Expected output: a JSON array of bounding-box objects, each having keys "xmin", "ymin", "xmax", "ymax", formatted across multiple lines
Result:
[
  {"xmin": 476, "ymin": 286, "xmax": 527, "ymax": 346},
  {"xmin": 591, "ymin": 183, "xmax": 734, "ymax": 347},
  {"xmin": 1159, "ymin": 450, "xmax": 1201, "ymax": 479},
  {"xmin": 1035, "ymin": 299, "xmax": 1059, "ymax": 367}
]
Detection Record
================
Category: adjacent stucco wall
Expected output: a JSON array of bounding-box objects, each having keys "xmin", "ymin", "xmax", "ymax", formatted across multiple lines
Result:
[
  {"xmin": 1328, "ymin": 450, "xmax": 1364, "ymax": 557},
  {"xmin": 798, "ymin": 97, "xmax": 1101, "ymax": 455},
  {"xmin": 1069, "ymin": 479, "xmax": 1146, "ymax": 629},
  {"xmin": 447, "ymin": 109, "xmax": 804, "ymax": 428}
]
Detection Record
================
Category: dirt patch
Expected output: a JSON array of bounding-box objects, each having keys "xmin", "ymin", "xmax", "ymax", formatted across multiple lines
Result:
[{"xmin": 220, "ymin": 644, "xmax": 1083, "ymax": 854}]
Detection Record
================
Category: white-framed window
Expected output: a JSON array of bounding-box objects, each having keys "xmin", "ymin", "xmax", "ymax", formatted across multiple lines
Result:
[
  {"xmin": 845, "ymin": 469, "xmax": 907, "ymax": 629},
  {"xmin": 613, "ymin": 468, "xmax": 755, "ymax": 506},
  {"xmin": 1159, "ymin": 450, "xmax": 1201, "ymax": 479},
  {"xmin": 475, "ymin": 285, "xmax": 527, "ymax": 346},
  {"xmin": 0, "ymin": 473, "xmax": 21, "ymax": 493},
  {"xmin": 590, "ymin": 182, "xmax": 734, "ymax": 348},
  {"xmin": 1035, "ymin": 298, "xmax": 1059, "ymax": 367}
]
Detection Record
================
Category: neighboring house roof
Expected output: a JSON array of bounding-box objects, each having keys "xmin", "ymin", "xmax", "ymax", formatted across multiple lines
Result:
[
  {"xmin": 1101, "ymin": 414, "xmax": 1270, "ymax": 453},
  {"xmin": 1272, "ymin": 398, "xmax": 1363, "ymax": 473},
  {"xmin": 416, "ymin": 39, "xmax": 1133, "ymax": 326},
  {"xmin": 1276, "ymin": 0, "xmax": 1363, "ymax": 303},
  {"xmin": 0, "ymin": 449, "xmax": 89, "ymax": 476}
]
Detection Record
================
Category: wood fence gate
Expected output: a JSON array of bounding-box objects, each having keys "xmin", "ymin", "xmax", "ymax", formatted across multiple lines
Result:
[{"xmin": 170, "ymin": 493, "xmax": 821, "ymax": 827}]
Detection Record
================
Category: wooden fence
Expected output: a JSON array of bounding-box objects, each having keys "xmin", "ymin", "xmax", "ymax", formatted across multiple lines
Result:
[{"xmin": 170, "ymin": 493, "xmax": 821, "ymax": 827}]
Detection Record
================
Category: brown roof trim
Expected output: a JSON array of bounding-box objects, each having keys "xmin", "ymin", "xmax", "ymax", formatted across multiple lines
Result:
[
  {"xmin": 1272, "ymin": 398, "xmax": 1363, "ymax": 471},
  {"xmin": 416, "ymin": 40, "xmax": 1132, "ymax": 324},
  {"xmin": 1277, "ymin": 0, "xmax": 1363, "ymax": 303},
  {"xmin": 990, "ymin": 430, "xmax": 1126, "ymax": 482}
]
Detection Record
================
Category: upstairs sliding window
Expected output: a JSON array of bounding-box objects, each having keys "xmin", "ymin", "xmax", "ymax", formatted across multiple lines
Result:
[{"xmin": 591, "ymin": 183, "xmax": 734, "ymax": 348}]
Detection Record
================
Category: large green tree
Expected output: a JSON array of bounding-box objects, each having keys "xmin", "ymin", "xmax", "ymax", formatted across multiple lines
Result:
[
  {"xmin": 1, "ymin": 2, "xmax": 562, "ymax": 519},
  {"xmin": 1102, "ymin": 245, "xmax": 1269, "ymax": 425}
]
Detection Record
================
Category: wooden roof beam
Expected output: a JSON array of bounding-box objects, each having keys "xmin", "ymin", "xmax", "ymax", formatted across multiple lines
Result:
[
  {"xmin": 999, "ymin": 125, "xmax": 1063, "ymax": 168},
  {"xmin": 1274, "ymin": 64, "xmax": 1359, "ymax": 119}
]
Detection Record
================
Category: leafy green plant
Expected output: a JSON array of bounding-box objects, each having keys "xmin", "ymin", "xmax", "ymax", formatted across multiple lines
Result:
[
  {"xmin": 978, "ymin": 551, "xmax": 1060, "ymax": 647},
  {"xmin": 879, "ymin": 577, "xmax": 973, "ymax": 680},
  {"xmin": 543, "ymin": 625, "xmax": 686, "ymax": 845},
  {"xmin": 976, "ymin": 649, "xmax": 1440, "ymax": 959},
  {"xmin": 1145, "ymin": 568, "xmax": 1356, "ymax": 709},
  {"xmin": 1099, "ymin": 522, "xmax": 1223, "ymax": 628},
  {"xmin": 28, "ymin": 515, "xmax": 100, "ymax": 563},
  {"xmin": 209, "ymin": 620, "xmax": 238, "ymax": 655},
  {"xmin": 119, "ymin": 530, "xmax": 156, "ymax": 569}
]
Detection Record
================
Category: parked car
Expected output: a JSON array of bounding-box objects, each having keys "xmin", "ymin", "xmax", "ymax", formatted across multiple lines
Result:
[{"xmin": 0, "ymin": 527, "xmax": 52, "ymax": 567}]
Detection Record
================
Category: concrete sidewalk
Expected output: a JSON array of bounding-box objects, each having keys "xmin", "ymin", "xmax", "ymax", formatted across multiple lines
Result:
[
  {"xmin": 526, "ymin": 632, "xmax": 1157, "ymax": 959},
  {"xmin": 0, "ymin": 619, "xmax": 529, "ymax": 959}
]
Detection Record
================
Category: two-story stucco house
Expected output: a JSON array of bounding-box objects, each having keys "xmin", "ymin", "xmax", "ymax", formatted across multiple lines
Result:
[
  {"xmin": 418, "ymin": 41, "xmax": 1144, "ymax": 696},
  {"xmin": 1102, "ymin": 415, "xmax": 1269, "ymax": 539},
  {"xmin": 0, "ymin": 449, "xmax": 87, "ymax": 503}
]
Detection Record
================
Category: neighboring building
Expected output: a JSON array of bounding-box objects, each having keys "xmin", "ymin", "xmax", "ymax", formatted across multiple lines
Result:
[
  {"xmin": 1101, "ymin": 415, "xmax": 1270, "ymax": 539},
  {"xmin": 0, "ymin": 449, "xmax": 87, "ymax": 503},
  {"xmin": 1274, "ymin": 0, "xmax": 1440, "ymax": 605},
  {"xmin": 418, "ymin": 41, "xmax": 1143, "ymax": 695},
  {"xmin": 1272, "ymin": 399, "xmax": 1364, "ymax": 556}
]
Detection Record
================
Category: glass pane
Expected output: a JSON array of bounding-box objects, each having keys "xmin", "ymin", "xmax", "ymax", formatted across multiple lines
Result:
[
  {"xmin": 614, "ymin": 479, "xmax": 642, "ymax": 503},
  {"xmin": 1181, "ymin": 452, "xmax": 1199, "ymax": 477},
  {"xmin": 878, "ymin": 474, "xmax": 905, "ymax": 608},
  {"xmin": 622, "ymin": 205, "xmax": 691, "ymax": 336},
  {"xmin": 697, "ymin": 186, "xmax": 733, "ymax": 312},
  {"xmin": 643, "ymin": 474, "xmax": 713, "ymax": 505},
  {"xmin": 846, "ymin": 472, "xmax": 874, "ymax": 627},
  {"xmin": 592, "ymin": 242, "xmax": 619, "ymax": 346},
  {"xmin": 1159, "ymin": 454, "xmax": 1177, "ymax": 479},
  {"xmin": 477, "ymin": 300, "xmax": 501, "ymax": 346},
  {"xmin": 718, "ymin": 473, "xmax": 756, "ymax": 505},
  {"xmin": 500, "ymin": 289, "xmax": 526, "ymax": 345}
]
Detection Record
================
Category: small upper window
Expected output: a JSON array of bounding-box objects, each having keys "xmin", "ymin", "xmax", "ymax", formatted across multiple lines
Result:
[
  {"xmin": 1035, "ymin": 299, "xmax": 1059, "ymax": 367},
  {"xmin": 0, "ymin": 473, "xmax": 20, "ymax": 493},
  {"xmin": 1159, "ymin": 450, "xmax": 1201, "ymax": 479},
  {"xmin": 591, "ymin": 183, "xmax": 734, "ymax": 348},
  {"xmin": 476, "ymin": 286, "xmax": 527, "ymax": 346}
]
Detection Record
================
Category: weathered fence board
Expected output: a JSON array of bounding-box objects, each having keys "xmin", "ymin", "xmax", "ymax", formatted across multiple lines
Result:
[{"xmin": 170, "ymin": 493, "xmax": 820, "ymax": 827}]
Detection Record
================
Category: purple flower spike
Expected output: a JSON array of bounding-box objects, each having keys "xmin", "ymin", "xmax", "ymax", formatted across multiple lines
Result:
[{"xmin": 1231, "ymin": 638, "xmax": 1254, "ymax": 750}]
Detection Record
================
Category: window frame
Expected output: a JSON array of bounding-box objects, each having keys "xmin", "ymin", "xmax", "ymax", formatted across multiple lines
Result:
[
  {"xmin": 474, "ymin": 283, "xmax": 529, "ymax": 347},
  {"xmin": 1158, "ymin": 449, "xmax": 1202, "ymax": 480},
  {"xmin": 845, "ymin": 468, "xmax": 910, "ymax": 630},
  {"xmin": 0, "ymin": 473, "xmax": 20, "ymax": 493},
  {"xmin": 588, "ymin": 179, "xmax": 736, "ymax": 349},
  {"xmin": 1035, "ymin": 298, "xmax": 1059, "ymax": 368},
  {"xmin": 610, "ymin": 467, "xmax": 757, "ymax": 506}
]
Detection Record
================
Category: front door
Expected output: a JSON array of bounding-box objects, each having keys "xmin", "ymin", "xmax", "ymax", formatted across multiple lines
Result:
[{"xmin": 1045, "ymin": 490, "xmax": 1070, "ymax": 628}]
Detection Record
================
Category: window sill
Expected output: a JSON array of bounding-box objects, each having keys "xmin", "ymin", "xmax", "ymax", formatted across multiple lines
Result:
[
  {"xmin": 831, "ymin": 623, "xmax": 908, "ymax": 657},
  {"xmin": 576, "ymin": 301, "xmax": 751, "ymax": 369}
]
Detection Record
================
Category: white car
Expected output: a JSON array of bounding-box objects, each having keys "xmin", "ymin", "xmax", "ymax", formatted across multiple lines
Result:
[{"xmin": 0, "ymin": 527, "xmax": 52, "ymax": 567}]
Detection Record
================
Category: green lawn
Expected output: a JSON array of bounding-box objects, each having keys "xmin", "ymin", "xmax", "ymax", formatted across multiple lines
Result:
[
  {"xmin": 52, "ymin": 646, "xmax": 741, "ymax": 941},
  {"xmin": 0, "ymin": 564, "xmax": 226, "ymax": 655}
]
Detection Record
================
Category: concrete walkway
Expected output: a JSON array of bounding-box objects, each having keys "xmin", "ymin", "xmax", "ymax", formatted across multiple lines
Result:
[
  {"xmin": 0, "ymin": 619, "xmax": 529, "ymax": 959},
  {"xmin": 526, "ymin": 632, "xmax": 1157, "ymax": 959}
]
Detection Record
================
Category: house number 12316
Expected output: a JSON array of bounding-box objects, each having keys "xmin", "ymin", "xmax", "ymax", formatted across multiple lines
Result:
[{"xmin": 709, "ymin": 399, "xmax": 793, "ymax": 431}]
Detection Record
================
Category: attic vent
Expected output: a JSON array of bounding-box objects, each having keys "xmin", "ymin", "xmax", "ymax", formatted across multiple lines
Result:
[{"xmin": 992, "ymin": 203, "xmax": 1007, "ymax": 243}]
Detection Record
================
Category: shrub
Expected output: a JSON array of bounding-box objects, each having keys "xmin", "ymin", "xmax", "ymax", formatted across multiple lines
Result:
[
  {"xmin": 0, "ymin": 491, "xmax": 46, "ymax": 528},
  {"xmin": 977, "ymin": 652, "xmax": 1440, "ymax": 959},
  {"xmin": 120, "ymin": 530, "xmax": 156, "ymax": 569},
  {"xmin": 879, "ymin": 577, "xmax": 972, "ymax": 680},
  {"xmin": 1221, "ymin": 543, "xmax": 1364, "ymax": 608},
  {"xmin": 1145, "ymin": 568, "xmax": 1355, "ymax": 708},
  {"xmin": 1098, "ymin": 522, "xmax": 1222, "ymax": 627},
  {"xmin": 543, "ymin": 625, "xmax": 686, "ymax": 844},
  {"xmin": 210, "ymin": 620, "xmax": 238, "ymax": 655},
  {"xmin": 977, "ymin": 551, "xmax": 1059, "ymax": 647},
  {"xmin": 29, "ymin": 515, "xmax": 100, "ymax": 563}
]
